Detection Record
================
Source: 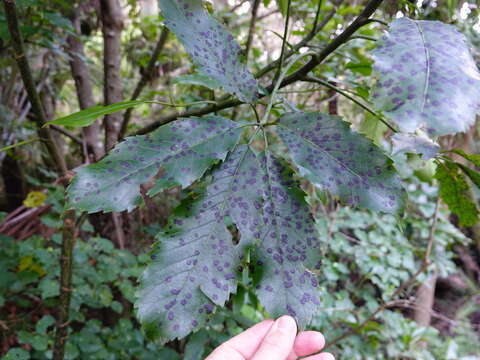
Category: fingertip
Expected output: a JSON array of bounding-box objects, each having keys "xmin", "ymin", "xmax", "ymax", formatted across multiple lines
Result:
[
  {"xmin": 305, "ymin": 331, "xmax": 325, "ymax": 348},
  {"xmin": 303, "ymin": 352, "xmax": 336, "ymax": 360},
  {"xmin": 276, "ymin": 315, "xmax": 297, "ymax": 334},
  {"xmin": 321, "ymin": 352, "xmax": 335, "ymax": 360},
  {"xmin": 293, "ymin": 331, "xmax": 325, "ymax": 357}
]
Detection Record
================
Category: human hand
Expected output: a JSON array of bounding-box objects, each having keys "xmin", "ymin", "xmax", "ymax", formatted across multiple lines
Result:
[{"xmin": 205, "ymin": 316, "xmax": 334, "ymax": 360}]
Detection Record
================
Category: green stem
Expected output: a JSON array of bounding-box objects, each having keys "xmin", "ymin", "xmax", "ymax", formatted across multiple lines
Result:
[{"xmin": 0, "ymin": 137, "xmax": 39, "ymax": 152}]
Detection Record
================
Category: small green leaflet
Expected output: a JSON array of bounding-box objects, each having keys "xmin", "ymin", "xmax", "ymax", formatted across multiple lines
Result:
[
  {"xmin": 372, "ymin": 18, "xmax": 480, "ymax": 136},
  {"xmin": 435, "ymin": 161, "xmax": 479, "ymax": 226},
  {"xmin": 277, "ymin": 112, "xmax": 405, "ymax": 213},
  {"xmin": 136, "ymin": 145, "xmax": 260, "ymax": 342},
  {"xmin": 67, "ymin": 116, "xmax": 244, "ymax": 213},
  {"xmin": 45, "ymin": 100, "xmax": 147, "ymax": 128},
  {"xmin": 160, "ymin": 0, "xmax": 258, "ymax": 103}
]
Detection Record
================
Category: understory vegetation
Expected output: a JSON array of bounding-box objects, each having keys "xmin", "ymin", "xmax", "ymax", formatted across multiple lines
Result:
[{"xmin": 1, "ymin": 0, "xmax": 480, "ymax": 359}]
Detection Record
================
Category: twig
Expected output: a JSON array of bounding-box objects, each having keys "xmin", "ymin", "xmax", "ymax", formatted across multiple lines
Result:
[
  {"xmin": 119, "ymin": 27, "xmax": 169, "ymax": 139},
  {"xmin": 274, "ymin": 0, "xmax": 292, "ymax": 81},
  {"xmin": 50, "ymin": 124, "xmax": 83, "ymax": 145},
  {"xmin": 2, "ymin": 0, "xmax": 67, "ymax": 173},
  {"xmin": 325, "ymin": 197, "xmax": 441, "ymax": 349},
  {"xmin": 255, "ymin": 0, "xmax": 336, "ymax": 79},
  {"xmin": 276, "ymin": 0, "xmax": 384, "ymax": 89},
  {"xmin": 302, "ymin": 75, "xmax": 396, "ymax": 132},
  {"xmin": 1, "ymin": 3, "xmax": 78, "ymax": 360},
  {"xmin": 245, "ymin": 0, "xmax": 261, "ymax": 61}
]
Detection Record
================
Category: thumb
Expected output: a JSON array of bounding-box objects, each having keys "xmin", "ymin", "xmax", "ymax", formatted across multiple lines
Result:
[{"xmin": 251, "ymin": 316, "xmax": 297, "ymax": 360}]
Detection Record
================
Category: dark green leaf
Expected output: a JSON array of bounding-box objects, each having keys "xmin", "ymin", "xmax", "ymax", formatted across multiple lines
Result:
[
  {"xmin": 372, "ymin": 18, "xmax": 480, "ymax": 136},
  {"xmin": 456, "ymin": 163, "xmax": 480, "ymax": 189},
  {"xmin": 68, "ymin": 116, "xmax": 245, "ymax": 213},
  {"xmin": 3, "ymin": 348, "xmax": 30, "ymax": 360},
  {"xmin": 435, "ymin": 162, "xmax": 478, "ymax": 226},
  {"xmin": 277, "ymin": 112, "xmax": 405, "ymax": 213},
  {"xmin": 184, "ymin": 329, "xmax": 209, "ymax": 360},
  {"xmin": 160, "ymin": 0, "xmax": 258, "ymax": 103},
  {"xmin": 46, "ymin": 100, "xmax": 147, "ymax": 128}
]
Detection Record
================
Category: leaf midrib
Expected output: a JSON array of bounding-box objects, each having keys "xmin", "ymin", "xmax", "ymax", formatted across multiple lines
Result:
[{"xmin": 411, "ymin": 19, "xmax": 431, "ymax": 115}]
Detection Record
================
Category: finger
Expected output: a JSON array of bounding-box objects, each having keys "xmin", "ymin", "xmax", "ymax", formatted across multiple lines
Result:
[
  {"xmin": 205, "ymin": 319, "xmax": 275, "ymax": 360},
  {"xmin": 302, "ymin": 352, "xmax": 335, "ymax": 360},
  {"xmin": 251, "ymin": 316, "xmax": 297, "ymax": 360},
  {"xmin": 287, "ymin": 331, "xmax": 326, "ymax": 359}
]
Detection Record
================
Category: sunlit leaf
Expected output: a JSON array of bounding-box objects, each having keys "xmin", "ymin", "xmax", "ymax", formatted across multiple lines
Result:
[
  {"xmin": 391, "ymin": 133, "xmax": 439, "ymax": 160},
  {"xmin": 23, "ymin": 191, "xmax": 47, "ymax": 208},
  {"xmin": 46, "ymin": 100, "xmax": 147, "ymax": 128},
  {"xmin": 372, "ymin": 18, "xmax": 480, "ymax": 136},
  {"xmin": 278, "ymin": 112, "xmax": 405, "ymax": 213},
  {"xmin": 68, "ymin": 116, "xmax": 245, "ymax": 213},
  {"xmin": 160, "ymin": 0, "xmax": 258, "ymax": 103}
]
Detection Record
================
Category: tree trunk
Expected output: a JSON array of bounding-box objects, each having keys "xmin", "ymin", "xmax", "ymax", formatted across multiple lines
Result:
[
  {"xmin": 414, "ymin": 269, "xmax": 437, "ymax": 349},
  {"xmin": 67, "ymin": 6, "xmax": 103, "ymax": 161},
  {"xmin": 100, "ymin": 0, "xmax": 124, "ymax": 151}
]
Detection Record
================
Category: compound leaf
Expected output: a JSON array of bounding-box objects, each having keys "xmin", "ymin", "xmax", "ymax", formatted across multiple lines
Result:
[
  {"xmin": 68, "ymin": 116, "xmax": 244, "ymax": 213},
  {"xmin": 372, "ymin": 18, "xmax": 480, "ymax": 136},
  {"xmin": 253, "ymin": 152, "xmax": 321, "ymax": 328},
  {"xmin": 277, "ymin": 112, "xmax": 405, "ymax": 213},
  {"xmin": 136, "ymin": 145, "xmax": 262, "ymax": 342},
  {"xmin": 391, "ymin": 133, "xmax": 440, "ymax": 160},
  {"xmin": 435, "ymin": 161, "xmax": 479, "ymax": 226},
  {"xmin": 160, "ymin": 0, "xmax": 258, "ymax": 103}
]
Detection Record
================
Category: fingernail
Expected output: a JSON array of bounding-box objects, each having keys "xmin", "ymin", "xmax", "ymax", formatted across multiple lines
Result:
[{"xmin": 276, "ymin": 315, "xmax": 297, "ymax": 333}]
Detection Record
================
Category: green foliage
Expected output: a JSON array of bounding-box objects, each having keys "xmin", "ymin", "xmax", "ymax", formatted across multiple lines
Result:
[
  {"xmin": 435, "ymin": 161, "xmax": 479, "ymax": 226},
  {"xmin": 45, "ymin": 101, "xmax": 148, "ymax": 128}
]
